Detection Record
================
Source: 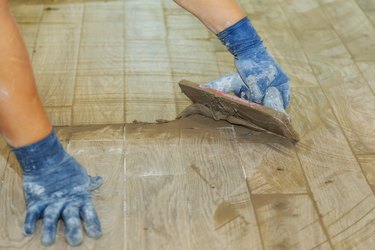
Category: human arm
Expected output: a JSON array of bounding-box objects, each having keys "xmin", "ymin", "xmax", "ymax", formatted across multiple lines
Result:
[{"xmin": 0, "ymin": 1, "xmax": 102, "ymax": 246}]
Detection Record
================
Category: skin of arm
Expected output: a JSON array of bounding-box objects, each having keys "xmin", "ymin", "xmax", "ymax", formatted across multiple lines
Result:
[
  {"xmin": 0, "ymin": 0, "xmax": 52, "ymax": 147},
  {"xmin": 173, "ymin": 0, "xmax": 246, "ymax": 33},
  {"xmin": 0, "ymin": 2, "xmax": 103, "ymax": 246}
]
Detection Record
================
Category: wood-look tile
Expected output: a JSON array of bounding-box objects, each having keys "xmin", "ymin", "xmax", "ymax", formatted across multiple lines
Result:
[
  {"xmin": 125, "ymin": 74, "xmax": 174, "ymax": 99},
  {"xmin": 180, "ymin": 127, "xmax": 263, "ymax": 250},
  {"xmin": 41, "ymin": 3, "xmax": 83, "ymax": 24},
  {"xmin": 166, "ymin": 14, "xmax": 210, "ymax": 40},
  {"xmin": 210, "ymin": 38, "xmax": 227, "ymax": 53},
  {"xmin": 291, "ymin": 87, "xmax": 375, "ymax": 249},
  {"xmin": 169, "ymin": 40, "xmax": 219, "ymax": 78},
  {"xmin": 125, "ymin": 123, "xmax": 191, "ymax": 249},
  {"xmin": 356, "ymin": 0, "xmax": 375, "ymax": 9},
  {"xmin": 297, "ymin": 29, "xmax": 375, "ymax": 154},
  {"xmin": 125, "ymin": 40, "xmax": 170, "ymax": 75},
  {"xmin": 357, "ymin": 61, "xmax": 375, "ymax": 93},
  {"xmin": 160, "ymin": 0, "xmax": 180, "ymax": 10},
  {"xmin": 35, "ymin": 73, "xmax": 76, "ymax": 106},
  {"xmin": 37, "ymin": 22, "xmax": 81, "ymax": 44},
  {"xmin": 366, "ymin": 11, "xmax": 375, "ymax": 26},
  {"xmin": 280, "ymin": 0, "xmax": 331, "ymax": 31},
  {"xmin": 84, "ymin": 2, "xmax": 124, "ymax": 23},
  {"xmin": 77, "ymin": 43, "xmax": 124, "ymax": 76},
  {"xmin": 125, "ymin": 124, "xmax": 183, "ymax": 176},
  {"xmin": 45, "ymin": 106, "xmax": 72, "ymax": 126},
  {"xmin": 126, "ymin": 175, "xmax": 191, "ymax": 250},
  {"xmin": 72, "ymin": 101, "xmax": 124, "ymax": 125},
  {"xmin": 75, "ymin": 75, "xmax": 124, "ymax": 102},
  {"xmin": 17, "ymin": 23, "xmax": 39, "ymax": 48},
  {"xmin": 252, "ymin": 194, "xmax": 329, "ymax": 249},
  {"xmin": 0, "ymin": 138, "xmax": 9, "ymax": 171},
  {"xmin": 80, "ymin": 22, "xmax": 124, "ymax": 45},
  {"xmin": 215, "ymin": 51, "xmax": 236, "ymax": 75},
  {"xmin": 32, "ymin": 44, "xmax": 79, "ymax": 73},
  {"xmin": 125, "ymin": 74, "xmax": 177, "ymax": 122},
  {"xmin": 9, "ymin": 3, "xmax": 43, "ymax": 23},
  {"xmin": 319, "ymin": 0, "xmax": 375, "ymax": 61},
  {"xmin": 355, "ymin": 0, "xmax": 375, "ymax": 25},
  {"xmin": 237, "ymin": 131, "xmax": 307, "ymax": 194},
  {"xmin": 56, "ymin": 125, "xmax": 124, "ymax": 142},
  {"xmin": 357, "ymin": 154, "xmax": 375, "ymax": 193},
  {"xmin": 125, "ymin": 101, "xmax": 176, "ymax": 123},
  {"xmin": 125, "ymin": 1, "xmax": 165, "ymax": 40},
  {"xmin": 0, "ymin": 158, "xmax": 29, "ymax": 249},
  {"xmin": 246, "ymin": 0, "xmax": 292, "ymax": 31},
  {"xmin": 125, "ymin": 19, "xmax": 166, "ymax": 41},
  {"xmin": 66, "ymin": 128, "xmax": 124, "ymax": 249},
  {"xmin": 261, "ymin": 29, "xmax": 319, "ymax": 88}
]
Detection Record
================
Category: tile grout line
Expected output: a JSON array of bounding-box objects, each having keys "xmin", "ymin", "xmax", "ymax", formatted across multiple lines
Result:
[
  {"xmin": 70, "ymin": 3, "xmax": 85, "ymax": 126},
  {"xmin": 123, "ymin": 124, "xmax": 127, "ymax": 250},
  {"xmin": 123, "ymin": 1, "xmax": 127, "ymax": 124},
  {"xmin": 162, "ymin": 2, "xmax": 180, "ymax": 118},
  {"xmin": 177, "ymin": 127, "xmax": 195, "ymax": 250},
  {"xmin": 29, "ymin": 3, "xmax": 45, "ymax": 62},
  {"xmin": 233, "ymin": 127, "xmax": 266, "ymax": 250}
]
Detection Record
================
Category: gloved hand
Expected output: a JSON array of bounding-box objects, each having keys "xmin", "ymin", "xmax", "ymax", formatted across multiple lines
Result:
[
  {"xmin": 204, "ymin": 73, "xmax": 286, "ymax": 113},
  {"xmin": 215, "ymin": 17, "xmax": 291, "ymax": 112},
  {"xmin": 11, "ymin": 131, "xmax": 103, "ymax": 246}
]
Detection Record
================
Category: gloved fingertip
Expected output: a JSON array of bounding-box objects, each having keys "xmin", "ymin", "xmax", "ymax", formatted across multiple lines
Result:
[
  {"xmin": 23, "ymin": 210, "xmax": 40, "ymax": 236},
  {"xmin": 283, "ymin": 91, "xmax": 291, "ymax": 109},
  {"xmin": 89, "ymin": 175, "xmax": 103, "ymax": 190},
  {"xmin": 62, "ymin": 204, "xmax": 83, "ymax": 246},
  {"xmin": 66, "ymin": 230, "xmax": 83, "ymax": 246},
  {"xmin": 204, "ymin": 73, "xmax": 245, "ymax": 94},
  {"xmin": 81, "ymin": 205, "xmax": 102, "ymax": 239},
  {"xmin": 41, "ymin": 233, "xmax": 56, "ymax": 247},
  {"xmin": 23, "ymin": 224, "xmax": 35, "ymax": 236},
  {"xmin": 84, "ymin": 214, "xmax": 102, "ymax": 239},
  {"xmin": 264, "ymin": 87, "xmax": 286, "ymax": 113},
  {"xmin": 67, "ymin": 238, "xmax": 82, "ymax": 247},
  {"xmin": 86, "ymin": 227, "xmax": 102, "ymax": 239}
]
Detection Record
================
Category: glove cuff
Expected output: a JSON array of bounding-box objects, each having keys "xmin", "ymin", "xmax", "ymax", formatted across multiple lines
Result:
[
  {"xmin": 11, "ymin": 130, "xmax": 66, "ymax": 174},
  {"xmin": 217, "ymin": 17, "xmax": 264, "ymax": 59}
]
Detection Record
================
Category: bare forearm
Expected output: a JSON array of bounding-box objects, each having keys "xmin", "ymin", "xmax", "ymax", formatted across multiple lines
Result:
[
  {"xmin": 173, "ymin": 0, "xmax": 246, "ymax": 33},
  {"xmin": 0, "ymin": 3, "xmax": 52, "ymax": 147}
]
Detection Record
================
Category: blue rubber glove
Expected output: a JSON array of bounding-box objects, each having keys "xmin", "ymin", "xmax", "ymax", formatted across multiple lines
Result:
[
  {"xmin": 204, "ymin": 73, "xmax": 285, "ymax": 113},
  {"xmin": 216, "ymin": 17, "xmax": 291, "ymax": 111},
  {"xmin": 11, "ymin": 131, "xmax": 103, "ymax": 246},
  {"xmin": 204, "ymin": 73, "xmax": 244, "ymax": 94}
]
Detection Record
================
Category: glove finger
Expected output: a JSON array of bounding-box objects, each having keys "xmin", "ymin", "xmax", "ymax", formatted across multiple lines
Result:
[
  {"xmin": 247, "ymin": 81, "xmax": 264, "ymax": 104},
  {"xmin": 41, "ymin": 202, "xmax": 65, "ymax": 246},
  {"xmin": 88, "ymin": 175, "xmax": 103, "ymax": 191},
  {"xmin": 62, "ymin": 203, "xmax": 82, "ymax": 246},
  {"xmin": 275, "ymin": 81, "xmax": 290, "ymax": 109},
  {"xmin": 24, "ymin": 204, "xmax": 45, "ymax": 236},
  {"xmin": 204, "ymin": 73, "xmax": 245, "ymax": 94},
  {"xmin": 263, "ymin": 86, "xmax": 286, "ymax": 113},
  {"xmin": 80, "ymin": 201, "xmax": 102, "ymax": 239}
]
